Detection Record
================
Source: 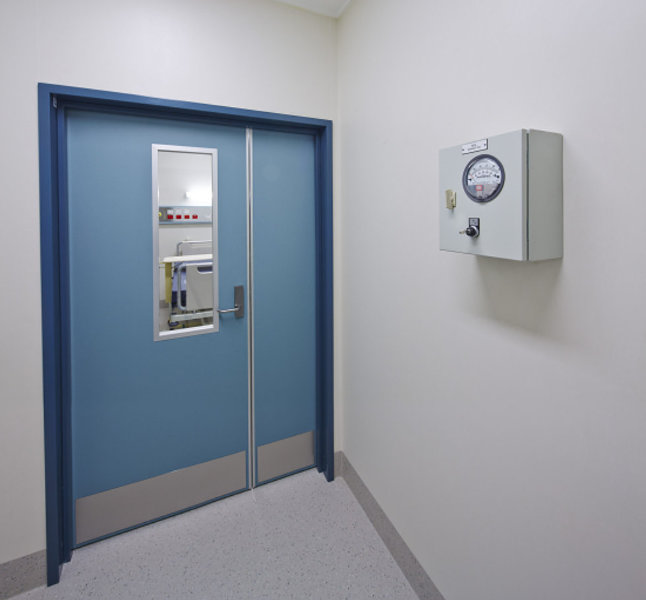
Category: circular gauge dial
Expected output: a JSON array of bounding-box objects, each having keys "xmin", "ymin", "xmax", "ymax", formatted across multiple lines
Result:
[{"xmin": 462, "ymin": 154, "xmax": 505, "ymax": 202}]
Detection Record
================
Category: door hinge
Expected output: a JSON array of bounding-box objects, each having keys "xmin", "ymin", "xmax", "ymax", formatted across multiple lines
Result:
[{"xmin": 52, "ymin": 96, "xmax": 58, "ymax": 108}]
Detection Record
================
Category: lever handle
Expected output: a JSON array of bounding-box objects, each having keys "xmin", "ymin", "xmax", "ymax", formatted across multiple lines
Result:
[{"xmin": 216, "ymin": 285, "xmax": 245, "ymax": 319}]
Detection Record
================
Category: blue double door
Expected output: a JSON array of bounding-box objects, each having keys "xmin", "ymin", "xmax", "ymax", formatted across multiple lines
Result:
[{"xmin": 66, "ymin": 110, "xmax": 317, "ymax": 545}]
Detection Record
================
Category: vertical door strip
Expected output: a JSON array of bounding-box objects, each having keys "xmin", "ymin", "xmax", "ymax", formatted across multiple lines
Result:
[{"xmin": 246, "ymin": 128, "xmax": 256, "ymax": 488}]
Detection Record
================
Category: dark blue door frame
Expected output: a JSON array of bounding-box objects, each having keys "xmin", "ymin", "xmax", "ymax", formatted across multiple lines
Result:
[{"xmin": 38, "ymin": 83, "xmax": 334, "ymax": 586}]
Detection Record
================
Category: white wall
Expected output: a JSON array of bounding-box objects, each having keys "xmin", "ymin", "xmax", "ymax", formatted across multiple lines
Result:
[
  {"xmin": 338, "ymin": 1, "xmax": 646, "ymax": 600},
  {"xmin": 0, "ymin": 0, "xmax": 338, "ymax": 565}
]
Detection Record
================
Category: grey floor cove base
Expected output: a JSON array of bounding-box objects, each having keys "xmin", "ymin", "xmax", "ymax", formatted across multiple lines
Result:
[
  {"xmin": 14, "ymin": 470, "xmax": 418, "ymax": 600},
  {"xmin": 0, "ymin": 551, "xmax": 46, "ymax": 600},
  {"xmin": 75, "ymin": 450, "xmax": 246, "ymax": 544},
  {"xmin": 256, "ymin": 430, "xmax": 315, "ymax": 482},
  {"xmin": 336, "ymin": 451, "xmax": 446, "ymax": 600}
]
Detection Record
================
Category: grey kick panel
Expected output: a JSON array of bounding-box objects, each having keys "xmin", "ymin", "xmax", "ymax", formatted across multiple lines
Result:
[
  {"xmin": 257, "ymin": 431, "xmax": 315, "ymax": 483},
  {"xmin": 76, "ymin": 451, "xmax": 247, "ymax": 544}
]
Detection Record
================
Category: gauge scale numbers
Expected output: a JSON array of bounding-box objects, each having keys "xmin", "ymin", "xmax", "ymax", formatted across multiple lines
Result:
[{"xmin": 462, "ymin": 154, "xmax": 505, "ymax": 202}]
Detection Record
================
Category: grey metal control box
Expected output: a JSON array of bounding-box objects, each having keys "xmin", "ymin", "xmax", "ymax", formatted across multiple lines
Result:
[{"xmin": 439, "ymin": 129, "xmax": 563, "ymax": 261}]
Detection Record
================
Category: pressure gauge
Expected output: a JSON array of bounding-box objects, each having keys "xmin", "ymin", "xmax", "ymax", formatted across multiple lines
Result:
[{"xmin": 462, "ymin": 154, "xmax": 505, "ymax": 202}]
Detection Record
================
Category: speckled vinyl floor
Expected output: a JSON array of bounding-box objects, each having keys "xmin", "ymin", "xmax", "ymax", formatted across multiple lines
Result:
[{"xmin": 16, "ymin": 470, "xmax": 418, "ymax": 600}]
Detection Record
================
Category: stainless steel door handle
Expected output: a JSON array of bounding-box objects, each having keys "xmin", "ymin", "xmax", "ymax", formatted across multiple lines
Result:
[{"xmin": 216, "ymin": 285, "xmax": 244, "ymax": 319}]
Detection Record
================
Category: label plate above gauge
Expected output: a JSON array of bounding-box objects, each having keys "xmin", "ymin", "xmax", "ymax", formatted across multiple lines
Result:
[{"xmin": 461, "ymin": 139, "xmax": 488, "ymax": 154}]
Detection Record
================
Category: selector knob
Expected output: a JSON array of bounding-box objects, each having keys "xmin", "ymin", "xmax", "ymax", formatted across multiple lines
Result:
[{"xmin": 459, "ymin": 217, "xmax": 481, "ymax": 238}]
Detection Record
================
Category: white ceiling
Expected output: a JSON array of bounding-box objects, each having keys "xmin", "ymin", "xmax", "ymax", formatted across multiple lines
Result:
[{"xmin": 273, "ymin": 0, "xmax": 351, "ymax": 18}]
